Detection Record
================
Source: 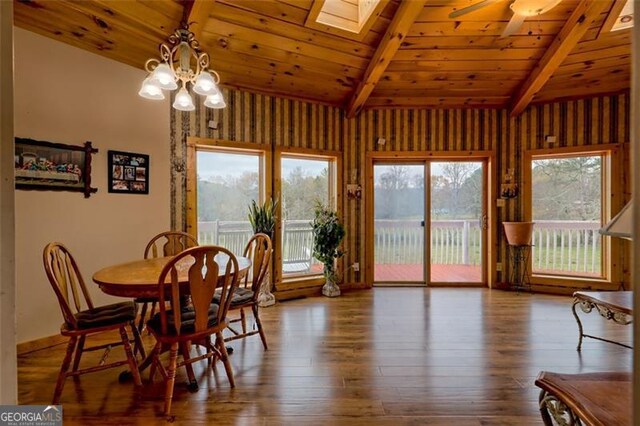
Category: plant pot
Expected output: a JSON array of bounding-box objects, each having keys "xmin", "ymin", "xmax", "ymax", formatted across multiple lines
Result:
[{"xmin": 503, "ymin": 222, "xmax": 534, "ymax": 246}]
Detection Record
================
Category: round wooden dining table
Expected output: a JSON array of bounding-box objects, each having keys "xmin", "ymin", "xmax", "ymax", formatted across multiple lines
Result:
[
  {"xmin": 93, "ymin": 254, "xmax": 251, "ymax": 298},
  {"xmin": 92, "ymin": 253, "xmax": 251, "ymax": 383}
]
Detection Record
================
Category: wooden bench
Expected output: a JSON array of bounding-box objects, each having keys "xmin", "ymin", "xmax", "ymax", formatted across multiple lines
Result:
[
  {"xmin": 572, "ymin": 291, "xmax": 632, "ymax": 350},
  {"xmin": 535, "ymin": 371, "xmax": 631, "ymax": 426}
]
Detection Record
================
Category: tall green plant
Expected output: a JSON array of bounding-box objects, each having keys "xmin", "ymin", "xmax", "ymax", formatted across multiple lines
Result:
[
  {"xmin": 311, "ymin": 202, "xmax": 345, "ymax": 270},
  {"xmin": 248, "ymin": 198, "xmax": 278, "ymax": 237}
]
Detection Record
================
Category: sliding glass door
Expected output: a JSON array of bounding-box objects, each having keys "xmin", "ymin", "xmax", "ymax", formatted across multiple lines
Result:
[
  {"xmin": 373, "ymin": 159, "xmax": 487, "ymax": 285},
  {"xmin": 430, "ymin": 161, "xmax": 485, "ymax": 283},
  {"xmin": 373, "ymin": 164, "xmax": 425, "ymax": 283}
]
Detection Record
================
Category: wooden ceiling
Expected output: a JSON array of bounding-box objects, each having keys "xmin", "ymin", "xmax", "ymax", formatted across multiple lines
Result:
[{"xmin": 14, "ymin": 0, "xmax": 631, "ymax": 116}]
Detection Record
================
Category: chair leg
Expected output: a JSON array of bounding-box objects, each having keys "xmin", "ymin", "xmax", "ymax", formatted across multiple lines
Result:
[
  {"xmin": 119, "ymin": 326, "xmax": 142, "ymax": 387},
  {"xmin": 137, "ymin": 302, "xmax": 148, "ymax": 335},
  {"xmin": 147, "ymin": 302, "xmax": 157, "ymax": 335},
  {"xmin": 164, "ymin": 342, "xmax": 179, "ymax": 419},
  {"xmin": 216, "ymin": 332, "xmax": 235, "ymax": 388},
  {"xmin": 180, "ymin": 342, "xmax": 198, "ymax": 392},
  {"xmin": 71, "ymin": 335, "xmax": 85, "ymax": 373},
  {"xmin": 253, "ymin": 304, "xmax": 268, "ymax": 350},
  {"xmin": 149, "ymin": 342, "xmax": 162, "ymax": 383},
  {"xmin": 52, "ymin": 336, "xmax": 77, "ymax": 405},
  {"xmin": 131, "ymin": 321, "xmax": 146, "ymax": 360},
  {"xmin": 240, "ymin": 309, "xmax": 247, "ymax": 334}
]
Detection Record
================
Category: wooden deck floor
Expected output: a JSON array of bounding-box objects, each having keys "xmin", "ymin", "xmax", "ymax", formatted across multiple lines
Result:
[
  {"xmin": 375, "ymin": 263, "xmax": 481, "ymax": 282},
  {"xmin": 18, "ymin": 288, "xmax": 632, "ymax": 425}
]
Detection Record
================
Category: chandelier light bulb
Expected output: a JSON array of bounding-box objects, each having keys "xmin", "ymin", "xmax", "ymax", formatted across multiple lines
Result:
[
  {"xmin": 204, "ymin": 90, "xmax": 226, "ymax": 109},
  {"xmin": 173, "ymin": 87, "xmax": 196, "ymax": 111},
  {"xmin": 193, "ymin": 71, "xmax": 218, "ymax": 96},
  {"xmin": 138, "ymin": 77, "xmax": 165, "ymax": 100},
  {"xmin": 150, "ymin": 63, "xmax": 178, "ymax": 90}
]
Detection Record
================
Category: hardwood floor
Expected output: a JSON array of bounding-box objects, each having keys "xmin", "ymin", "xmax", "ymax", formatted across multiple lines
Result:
[{"xmin": 18, "ymin": 288, "xmax": 632, "ymax": 425}]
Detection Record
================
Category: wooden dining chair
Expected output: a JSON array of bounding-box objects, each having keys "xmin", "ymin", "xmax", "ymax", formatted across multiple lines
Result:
[
  {"xmin": 145, "ymin": 245, "xmax": 240, "ymax": 419},
  {"xmin": 222, "ymin": 233, "xmax": 272, "ymax": 350},
  {"xmin": 43, "ymin": 242, "xmax": 143, "ymax": 404},
  {"xmin": 136, "ymin": 231, "xmax": 198, "ymax": 334}
]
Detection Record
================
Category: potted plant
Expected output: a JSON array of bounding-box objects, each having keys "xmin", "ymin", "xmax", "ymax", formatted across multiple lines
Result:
[
  {"xmin": 248, "ymin": 198, "xmax": 277, "ymax": 239},
  {"xmin": 247, "ymin": 198, "xmax": 278, "ymax": 307},
  {"xmin": 311, "ymin": 202, "xmax": 345, "ymax": 297}
]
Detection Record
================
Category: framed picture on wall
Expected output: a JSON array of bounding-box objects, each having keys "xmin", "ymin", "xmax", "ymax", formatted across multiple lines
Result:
[
  {"xmin": 14, "ymin": 137, "xmax": 98, "ymax": 198},
  {"xmin": 108, "ymin": 150, "xmax": 149, "ymax": 194}
]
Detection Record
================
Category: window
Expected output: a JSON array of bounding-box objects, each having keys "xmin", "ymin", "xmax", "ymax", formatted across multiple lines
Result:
[
  {"xmin": 530, "ymin": 153, "xmax": 605, "ymax": 278},
  {"xmin": 195, "ymin": 149, "xmax": 264, "ymax": 256},
  {"xmin": 280, "ymin": 154, "xmax": 337, "ymax": 278}
]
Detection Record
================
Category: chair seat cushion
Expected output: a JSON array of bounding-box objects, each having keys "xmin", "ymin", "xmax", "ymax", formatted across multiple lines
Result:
[
  {"xmin": 213, "ymin": 287, "xmax": 254, "ymax": 306},
  {"xmin": 147, "ymin": 304, "xmax": 220, "ymax": 335},
  {"xmin": 134, "ymin": 297, "xmax": 158, "ymax": 303},
  {"xmin": 74, "ymin": 301, "xmax": 137, "ymax": 329}
]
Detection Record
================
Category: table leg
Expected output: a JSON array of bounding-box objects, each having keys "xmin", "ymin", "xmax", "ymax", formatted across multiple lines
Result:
[{"xmin": 571, "ymin": 299, "xmax": 585, "ymax": 351}]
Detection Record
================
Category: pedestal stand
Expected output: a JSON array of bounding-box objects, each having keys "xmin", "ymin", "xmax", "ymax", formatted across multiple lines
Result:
[{"xmin": 508, "ymin": 244, "xmax": 532, "ymax": 292}]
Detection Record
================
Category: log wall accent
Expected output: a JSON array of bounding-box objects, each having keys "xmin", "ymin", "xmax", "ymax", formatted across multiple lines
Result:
[{"xmin": 171, "ymin": 88, "xmax": 630, "ymax": 291}]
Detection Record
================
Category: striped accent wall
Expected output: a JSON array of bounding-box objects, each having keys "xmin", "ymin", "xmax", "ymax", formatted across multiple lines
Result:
[
  {"xmin": 170, "ymin": 88, "xmax": 342, "ymax": 232},
  {"xmin": 170, "ymin": 89, "xmax": 630, "ymax": 288}
]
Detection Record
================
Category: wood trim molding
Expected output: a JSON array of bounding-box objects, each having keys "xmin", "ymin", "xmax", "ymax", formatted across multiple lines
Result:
[
  {"xmin": 17, "ymin": 335, "xmax": 66, "ymax": 356},
  {"xmin": 366, "ymin": 149, "xmax": 495, "ymax": 159},
  {"xmin": 525, "ymin": 142, "xmax": 626, "ymax": 156},
  {"xmin": 185, "ymin": 138, "xmax": 272, "ymax": 238},
  {"xmin": 522, "ymin": 144, "xmax": 625, "ymax": 288},
  {"xmin": 275, "ymin": 145, "xmax": 342, "ymax": 158},
  {"xmin": 364, "ymin": 151, "xmax": 496, "ymax": 287},
  {"xmin": 187, "ymin": 136, "xmax": 269, "ymax": 151},
  {"xmin": 509, "ymin": 0, "xmax": 611, "ymax": 117},
  {"xmin": 345, "ymin": 0, "xmax": 426, "ymax": 118},
  {"xmin": 0, "ymin": 0, "xmax": 17, "ymax": 404},
  {"xmin": 272, "ymin": 148, "xmax": 343, "ymax": 290}
]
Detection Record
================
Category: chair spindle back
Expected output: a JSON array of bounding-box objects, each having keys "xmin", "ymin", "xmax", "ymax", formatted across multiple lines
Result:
[
  {"xmin": 157, "ymin": 246, "xmax": 240, "ymax": 336},
  {"xmin": 43, "ymin": 242, "xmax": 94, "ymax": 329},
  {"xmin": 242, "ymin": 233, "xmax": 272, "ymax": 300},
  {"xmin": 144, "ymin": 231, "xmax": 198, "ymax": 259}
]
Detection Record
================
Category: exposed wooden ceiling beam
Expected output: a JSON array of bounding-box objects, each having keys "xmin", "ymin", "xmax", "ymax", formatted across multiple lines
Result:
[
  {"xmin": 345, "ymin": 0, "xmax": 426, "ymax": 118},
  {"xmin": 185, "ymin": 0, "xmax": 215, "ymax": 42},
  {"xmin": 509, "ymin": 0, "xmax": 611, "ymax": 117},
  {"xmin": 598, "ymin": 0, "xmax": 628, "ymax": 38}
]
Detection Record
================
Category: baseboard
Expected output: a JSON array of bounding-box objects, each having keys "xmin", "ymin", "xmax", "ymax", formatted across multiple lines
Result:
[
  {"xmin": 17, "ymin": 334, "xmax": 66, "ymax": 355},
  {"xmin": 274, "ymin": 282, "xmax": 369, "ymax": 301}
]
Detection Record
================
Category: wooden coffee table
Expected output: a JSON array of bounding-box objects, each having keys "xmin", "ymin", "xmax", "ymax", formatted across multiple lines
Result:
[
  {"xmin": 572, "ymin": 291, "xmax": 632, "ymax": 351},
  {"xmin": 536, "ymin": 371, "xmax": 631, "ymax": 426}
]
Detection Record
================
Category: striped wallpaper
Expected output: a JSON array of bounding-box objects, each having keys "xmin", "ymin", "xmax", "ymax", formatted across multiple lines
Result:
[{"xmin": 170, "ymin": 89, "xmax": 630, "ymax": 288}]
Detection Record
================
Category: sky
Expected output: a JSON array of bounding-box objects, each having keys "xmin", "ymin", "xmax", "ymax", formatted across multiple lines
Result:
[{"xmin": 197, "ymin": 151, "xmax": 328, "ymax": 181}]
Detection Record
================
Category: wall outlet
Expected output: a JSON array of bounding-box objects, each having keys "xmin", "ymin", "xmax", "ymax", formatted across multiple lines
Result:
[
  {"xmin": 352, "ymin": 262, "xmax": 360, "ymax": 272},
  {"xmin": 208, "ymin": 120, "xmax": 219, "ymax": 130},
  {"xmin": 496, "ymin": 262, "xmax": 502, "ymax": 272}
]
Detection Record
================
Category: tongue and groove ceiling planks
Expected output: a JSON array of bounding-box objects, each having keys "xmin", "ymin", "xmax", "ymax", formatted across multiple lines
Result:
[{"xmin": 14, "ymin": 0, "xmax": 631, "ymax": 116}]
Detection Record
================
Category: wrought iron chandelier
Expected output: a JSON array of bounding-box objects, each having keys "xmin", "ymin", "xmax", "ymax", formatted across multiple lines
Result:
[{"xmin": 138, "ymin": 22, "xmax": 225, "ymax": 111}]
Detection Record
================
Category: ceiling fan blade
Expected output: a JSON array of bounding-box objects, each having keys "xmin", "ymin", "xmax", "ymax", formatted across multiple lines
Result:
[
  {"xmin": 449, "ymin": 0, "xmax": 504, "ymax": 19},
  {"xmin": 500, "ymin": 13, "xmax": 526, "ymax": 38}
]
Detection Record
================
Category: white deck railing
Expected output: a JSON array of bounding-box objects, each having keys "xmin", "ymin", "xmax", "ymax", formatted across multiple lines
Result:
[
  {"xmin": 531, "ymin": 220, "xmax": 601, "ymax": 275},
  {"xmin": 198, "ymin": 219, "xmax": 602, "ymax": 275},
  {"xmin": 374, "ymin": 219, "xmax": 482, "ymax": 265}
]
